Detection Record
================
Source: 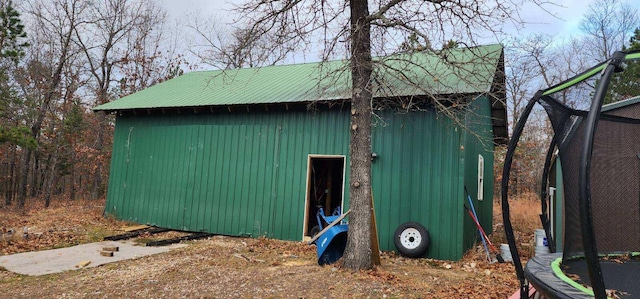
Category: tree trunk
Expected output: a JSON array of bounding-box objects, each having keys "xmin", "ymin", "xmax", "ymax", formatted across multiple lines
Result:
[
  {"xmin": 44, "ymin": 130, "xmax": 63, "ymax": 207},
  {"xmin": 70, "ymin": 144, "xmax": 76, "ymax": 201},
  {"xmin": 18, "ymin": 92, "xmax": 55, "ymax": 209},
  {"xmin": 17, "ymin": 7, "xmax": 74, "ymax": 207},
  {"xmin": 30, "ymin": 152, "xmax": 39, "ymax": 197},
  {"xmin": 7, "ymin": 145, "xmax": 17, "ymax": 206},
  {"xmin": 17, "ymin": 149, "xmax": 32, "ymax": 210},
  {"xmin": 342, "ymin": 0, "xmax": 374, "ymax": 271},
  {"xmin": 2, "ymin": 147, "xmax": 10, "ymax": 206},
  {"xmin": 44, "ymin": 151, "xmax": 58, "ymax": 208}
]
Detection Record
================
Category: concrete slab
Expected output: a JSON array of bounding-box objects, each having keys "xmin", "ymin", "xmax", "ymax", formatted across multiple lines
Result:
[{"xmin": 0, "ymin": 240, "xmax": 186, "ymax": 276}]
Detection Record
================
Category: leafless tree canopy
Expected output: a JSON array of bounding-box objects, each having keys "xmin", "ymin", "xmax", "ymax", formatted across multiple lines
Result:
[
  {"xmin": 501, "ymin": 0, "xmax": 639, "ymax": 197},
  {"xmin": 580, "ymin": 0, "xmax": 639, "ymax": 62},
  {"xmin": 235, "ymin": 0, "xmax": 535, "ymax": 59},
  {"xmin": 232, "ymin": 1, "xmax": 545, "ymax": 134},
  {"xmin": 1, "ymin": 0, "xmax": 179, "ymax": 208},
  {"xmin": 187, "ymin": 15, "xmax": 298, "ymax": 69}
]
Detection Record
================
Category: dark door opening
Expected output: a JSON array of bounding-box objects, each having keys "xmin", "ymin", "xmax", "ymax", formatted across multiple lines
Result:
[{"xmin": 304, "ymin": 156, "xmax": 345, "ymax": 237}]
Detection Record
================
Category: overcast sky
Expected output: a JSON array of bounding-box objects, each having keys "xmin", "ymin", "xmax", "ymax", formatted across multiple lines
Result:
[
  {"xmin": 157, "ymin": 0, "xmax": 640, "ymax": 67},
  {"xmin": 159, "ymin": 0, "xmax": 239, "ymax": 24},
  {"xmin": 157, "ymin": 0, "xmax": 622, "ymax": 37}
]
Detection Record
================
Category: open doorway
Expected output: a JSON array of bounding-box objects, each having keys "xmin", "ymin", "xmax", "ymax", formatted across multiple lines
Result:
[{"xmin": 304, "ymin": 155, "xmax": 345, "ymax": 238}]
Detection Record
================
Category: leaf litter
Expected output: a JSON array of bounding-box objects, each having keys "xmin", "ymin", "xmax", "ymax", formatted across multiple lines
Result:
[{"xmin": 1, "ymin": 198, "xmax": 522, "ymax": 298}]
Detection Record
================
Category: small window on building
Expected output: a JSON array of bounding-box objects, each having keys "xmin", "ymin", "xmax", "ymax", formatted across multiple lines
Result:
[{"xmin": 478, "ymin": 154, "xmax": 484, "ymax": 201}]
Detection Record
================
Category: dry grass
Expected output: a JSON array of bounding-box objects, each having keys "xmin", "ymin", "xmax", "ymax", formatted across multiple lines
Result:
[
  {"xmin": 0, "ymin": 195, "xmax": 544, "ymax": 298},
  {"xmin": 492, "ymin": 192, "xmax": 543, "ymax": 259}
]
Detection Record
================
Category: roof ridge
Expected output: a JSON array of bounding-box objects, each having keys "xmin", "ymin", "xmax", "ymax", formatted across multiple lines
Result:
[
  {"xmin": 188, "ymin": 58, "xmax": 346, "ymax": 74},
  {"xmin": 184, "ymin": 44, "xmax": 503, "ymax": 75}
]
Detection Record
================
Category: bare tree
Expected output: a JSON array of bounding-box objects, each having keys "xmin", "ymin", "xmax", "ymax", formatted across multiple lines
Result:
[
  {"xmin": 579, "ymin": 0, "xmax": 639, "ymax": 62},
  {"xmin": 41, "ymin": 53, "xmax": 86, "ymax": 207},
  {"xmin": 73, "ymin": 0, "xmax": 166, "ymax": 199},
  {"xmin": 3, "ymin": 0, "xmax": 174, "ymax": 208},
  {"xmin": 14, "ymin": 0, "xmax": 84, "ymax": 209},
  {"xmin": 502, "ymin": 35, "xmax": 566, "ymax": 197},
  {"xmin": 501, "ymin": 31, "xmax": 606, "ymax": 197},
  {"xmin": 117, "ymin": 8, "xmax": 186, "ymax": 96},
  {"xmin": 504, "ymin": 35, "xmax": 550, "ymax": 133},
  {"xmin": 188, "ymin": 15, "xmax": 298, "ymax": 69},
  {"xmin": 504, "ymin": 34, "xmax": 588, "ymax": 119},
  {"xmin": 237, "ymin": 0, "xmax": 543, "ymax": 270}
]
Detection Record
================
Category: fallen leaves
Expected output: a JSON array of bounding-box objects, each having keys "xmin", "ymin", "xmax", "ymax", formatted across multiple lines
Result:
[
  {"xmin": 1, "ymin": 198, "xmax": 524, "ymax": 298},
  {"xmin": 607, "ymin": 289, "xmax": 628, "ymax": 299},
  {"xmin": 232, "ymin": 253, "xmax": 265, "ymax": 263},
  {"xmin": 1, "ymin": 199, "xmax": 127, "ymax": 255}
]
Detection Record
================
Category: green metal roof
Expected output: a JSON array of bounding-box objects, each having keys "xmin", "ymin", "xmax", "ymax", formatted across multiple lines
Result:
[
  {"xmin": 93, "ymin": 44, "xmax": 504, "ymax": 112},
  {"xmin": 602, "ymin": 95, "xmax": 640, "ymax": 112}
]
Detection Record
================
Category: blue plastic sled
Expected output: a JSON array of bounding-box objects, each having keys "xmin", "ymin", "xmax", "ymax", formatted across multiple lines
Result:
[{"xmin": 314, "ymin": 224, "xmax": 349, "ymax": 265}]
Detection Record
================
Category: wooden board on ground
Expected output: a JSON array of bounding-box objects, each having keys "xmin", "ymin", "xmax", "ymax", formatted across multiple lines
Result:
[
  {"xmin": 100, "ymin": 251, "xmax": 114, "ymax": 257},
  {"xmin": 370, "ymin": 192, "xmax": 381, "ymax": 266},
  {"xmin": 307, "ymin": 210, "xmax": 351, "ymax": 245},
  {"xmin": 122, "ymin": 225, "xmax": 149, "ymax": 232},
  {"xmin": 103, "ymin": 246, "xmax": 119, "ymax": 252}
]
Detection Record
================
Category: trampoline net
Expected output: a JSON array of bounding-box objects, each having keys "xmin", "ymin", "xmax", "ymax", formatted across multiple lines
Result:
[{"xmin": 540, "ymin": 56, "xmax": 640, "ymax": 260}]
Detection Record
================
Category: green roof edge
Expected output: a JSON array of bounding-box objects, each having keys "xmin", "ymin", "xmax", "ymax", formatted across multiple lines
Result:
[
  {"xmin": 602, "ymin": 95, "xmax": 640, "ymax": 111},
  {"xmin": 93, "ymin": 44, "xmax": 504, "ymax": 112}
]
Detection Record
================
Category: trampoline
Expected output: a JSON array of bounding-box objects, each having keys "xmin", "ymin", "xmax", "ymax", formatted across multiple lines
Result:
[{"xmin": 501, "ymin": 49, "xmax": 640, "ymax": 299}]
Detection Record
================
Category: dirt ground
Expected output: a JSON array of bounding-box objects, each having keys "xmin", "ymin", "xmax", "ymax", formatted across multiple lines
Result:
[{"xmin": 0, "ymin": 198, "xmax": 534, "ymax": 298}]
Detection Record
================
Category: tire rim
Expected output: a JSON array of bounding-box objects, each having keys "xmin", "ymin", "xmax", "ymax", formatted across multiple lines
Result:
[{"xmin": 399, "ymin": 228, "xmax": 422, "ymax": 249}]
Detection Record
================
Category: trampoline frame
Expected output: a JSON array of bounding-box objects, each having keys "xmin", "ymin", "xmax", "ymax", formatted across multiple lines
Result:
[{"xmin": 501, "ymin": 50, "xmax": 640, "ymax": 299}]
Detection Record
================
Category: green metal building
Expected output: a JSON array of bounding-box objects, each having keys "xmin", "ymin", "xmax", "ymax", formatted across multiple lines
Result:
[{"xmin": 94, "ymin": 44, "xmax": 507, "ymax": 260}]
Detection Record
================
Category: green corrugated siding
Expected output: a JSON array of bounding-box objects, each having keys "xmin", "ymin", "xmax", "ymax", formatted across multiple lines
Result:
[
  {"xmin": 106, "ymin": 109, "xmax": 350, "ymax": 240},
  {"xmin": 371, "ymin": 110, "xmax": 464, "ymax": 260},
  {"xmin": 554, "ymin": 158, "xmax": 563, "ymax": 250},
  {"xmin": 106, "ymin": 107, "xmax": 489, "ymax": 260},
  {"xmin": 461, "ymin": 96, "xmax": 497, "ymax": 253}
]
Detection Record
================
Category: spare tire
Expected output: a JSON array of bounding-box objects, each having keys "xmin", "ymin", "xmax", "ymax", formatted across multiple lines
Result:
[{"xmin": 394, "ymin": 221, "xmax": 429, "ymax": 258}]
